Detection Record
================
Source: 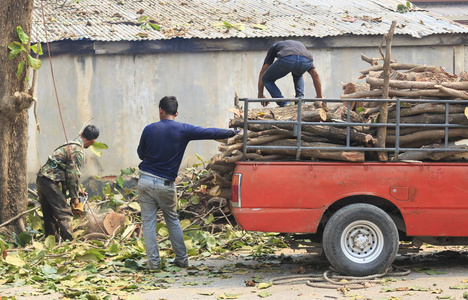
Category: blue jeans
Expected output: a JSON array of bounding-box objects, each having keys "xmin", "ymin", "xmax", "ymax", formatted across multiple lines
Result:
[
  {"xmin": 262, "ymin": 55, "xmax": 313, "ymax": 107},
  {"xmin": 138, "ymin": 173, "xmax": 188, "ymax": 269}
]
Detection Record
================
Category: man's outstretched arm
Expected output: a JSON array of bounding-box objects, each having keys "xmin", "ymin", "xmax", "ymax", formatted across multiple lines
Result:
[{"xmin": 309, "ymin": 68, "xmax": 323, "ymax": 98}]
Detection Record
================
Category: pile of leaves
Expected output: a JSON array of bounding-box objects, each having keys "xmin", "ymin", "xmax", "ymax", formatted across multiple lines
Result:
[{"xmin": 0, "ymin": 160, "xmax": 288, "ymax": 299}]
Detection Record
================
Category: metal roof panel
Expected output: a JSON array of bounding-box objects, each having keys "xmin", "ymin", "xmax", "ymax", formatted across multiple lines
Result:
[{"xmin": 31, "ymin": 0, "xmax": 468, "ymax": 43}]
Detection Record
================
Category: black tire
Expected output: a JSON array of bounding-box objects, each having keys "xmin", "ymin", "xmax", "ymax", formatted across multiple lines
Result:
[{"xmin": 322, "ymin": 203, "xmax": 399, "ymax": 276}]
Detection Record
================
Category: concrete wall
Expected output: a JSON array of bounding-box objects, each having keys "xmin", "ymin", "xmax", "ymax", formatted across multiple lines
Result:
[{"xmin": 27, "ymin": 41, "xmax": 467, "ymax": 182}]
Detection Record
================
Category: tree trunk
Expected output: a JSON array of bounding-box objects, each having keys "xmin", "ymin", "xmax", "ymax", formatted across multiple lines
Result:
[{"xmin": 0, "ymin": 0, "xmax": 35, "ymax": 235}]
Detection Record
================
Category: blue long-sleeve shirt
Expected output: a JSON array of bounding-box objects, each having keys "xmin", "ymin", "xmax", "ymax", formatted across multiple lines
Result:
[{"xmin": 137, "ymin": 119, "xmax": 236, "ymax": 181}]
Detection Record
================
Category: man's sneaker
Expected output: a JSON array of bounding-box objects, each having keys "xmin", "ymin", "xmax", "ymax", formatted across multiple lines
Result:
[
  {"xmin": 174, "ymin": 259, "xmax": 189, "ymax": 268},
  {"xmin": 147, "ymin": 261, "xmax": 160, "ymax": 270}
]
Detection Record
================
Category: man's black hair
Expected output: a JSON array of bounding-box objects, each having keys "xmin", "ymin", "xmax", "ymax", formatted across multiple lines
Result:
[
  {"xmin": 82, "ymin": 125, "xmax": 100, "ymax": 140},
  {"xmin": 159, "ymin": 96, "xmax": 178, "ymax": 115}
]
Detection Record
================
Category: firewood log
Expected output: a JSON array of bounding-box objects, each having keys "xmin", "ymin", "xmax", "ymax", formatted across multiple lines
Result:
[
  {"xmin": 388, "ymin": 113, "xmax": 468, "ymax": 125},
  {"xmin": 209, "ymin": 186, "xmax": 231, "ymax": 199},
  {"xmin": 386, "ymin": 128, "xmax": 468, "ymax": 146},
  {"xmin": 218, "ymin": 134, "xmax": 292, "ymax": 156},
  {"xmin": 388, "ymin": 103, "xmax": 466, "ymax": 118},
  {"xmin": 367, "ymin": 77, "xmax": 468, "ymax": 91},
  {"xmin": 341, "ymin": 89, "xmax": 448, "ymax": 99},
  {"xmin": 229, "ymin": 119, "xmax": 373, "ymax": 145},
  {"xmin": 397, "ymin": 142, "xmax": 468, "ymax": 161},
  {"xmin": 360, "ymin": 63, "xmax": 429, "ymax": 75},
  {"xmin": 257, "ymin": 139, "xmax": 365, "ymax": 162},
  {"xmin": 212, "ymin": 173, "xmax": 231, "ymax": 188},
  {"xmin": 436, "ymin": 85, "xmax": 468, "ymax": 100}
]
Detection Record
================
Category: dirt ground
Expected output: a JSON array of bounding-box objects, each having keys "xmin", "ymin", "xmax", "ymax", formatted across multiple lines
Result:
[{"xmin": 1, "ymin": 245, "xmax": 467, "ymax": 300}]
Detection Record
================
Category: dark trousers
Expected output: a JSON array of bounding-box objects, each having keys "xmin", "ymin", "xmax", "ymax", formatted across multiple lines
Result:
[{"xmin": 36, "ymin": 176, "xmax": 73, "ymax": 241}]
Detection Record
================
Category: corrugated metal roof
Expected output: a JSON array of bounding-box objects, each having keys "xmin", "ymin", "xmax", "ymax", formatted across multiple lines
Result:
[
  {"xmin": 31, "ymin": 0, "xmax": 468, "ymax": 43},
  {"xmin": 414, "ymin": 2, "xmax": 468, "ymax": 19}
]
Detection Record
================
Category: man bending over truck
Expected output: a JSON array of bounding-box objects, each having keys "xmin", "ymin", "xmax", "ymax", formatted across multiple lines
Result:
[
  {"xmin": 258, "ymin": 40, "xmax": 323, "ymax": 107},
  {"xmin": 137, "ymin": 96, "xmax": 237, "ymax": 270}
]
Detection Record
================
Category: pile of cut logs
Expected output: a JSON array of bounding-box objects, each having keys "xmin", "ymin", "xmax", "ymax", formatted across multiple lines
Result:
[{"xmin": 201, "ymin": 56, "xmax": 468, "ymax": 203}]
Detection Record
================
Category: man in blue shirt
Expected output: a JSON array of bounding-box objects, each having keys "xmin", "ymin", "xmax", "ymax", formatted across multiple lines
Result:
[
  {"xmin": 258, "ymin": 40, "xmax": 323, "ymax": 107},
  {"xmin": 137, "ymin": 96, "xmax": 236, "ymax": 269}
]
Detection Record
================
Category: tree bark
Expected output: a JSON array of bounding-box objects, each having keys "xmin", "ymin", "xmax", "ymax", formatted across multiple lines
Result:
[
  {"xmin": 376, "ymin": 21, "xmax": 396, "ymax": 162},
  {"xmin": 397, "ymin": 143, "xmax": 468, "ymax": 161},
  {"xmin": 360, "ymin": 63, "xmax": 430, "ymax": 75},
  {"xmin": 386, "ymin": 128, "xmax": 468, "ymax": 146},
  {"xmin": 367, "ymin": 76, "xmax": 468, "ymax": 91},
  {"xmin": 341, "ymin": 89, "xmax": 448, "ymax": 99},
  {"xmin": 0, "ymin": 0, "xmax": 35, "ymax": 235},
  {"xmin": 229, "ymin": 119, "xmax": 373, "ymax": 145},
  {"xmin": 388, "ymin": 103, "xmax": 466, "ymax": 118},
  {"xmin": 258, "ymin": 139, "xmax": 366, "ymax": 162},
  {"xmin": 388, "ymin": 113, "xmax": 468, "ymax": 125}
]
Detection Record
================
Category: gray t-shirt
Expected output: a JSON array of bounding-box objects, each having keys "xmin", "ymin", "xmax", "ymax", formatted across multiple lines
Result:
[{"xmin": 263, "ymin": 40, "xmax": 314, "ymax": 65}]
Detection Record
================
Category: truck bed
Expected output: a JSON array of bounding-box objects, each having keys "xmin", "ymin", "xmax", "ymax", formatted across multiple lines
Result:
[{"xmin": 231, "ymin": 161, "xmax": 468, "ymax": 237}]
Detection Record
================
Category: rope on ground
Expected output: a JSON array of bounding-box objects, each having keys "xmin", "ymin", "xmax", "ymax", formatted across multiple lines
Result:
[{"xmin": 272, "ymin": 265, "xmax": 411, "ymax": 290}]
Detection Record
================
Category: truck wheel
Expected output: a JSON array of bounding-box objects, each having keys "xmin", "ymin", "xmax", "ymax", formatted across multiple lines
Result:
[{"xmin": 322, "ymin": 203, "xmax": 399, "ymax": 276}]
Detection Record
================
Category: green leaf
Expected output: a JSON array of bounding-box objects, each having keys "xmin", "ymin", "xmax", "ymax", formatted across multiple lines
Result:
[
  {"xmin": 92, "ymin": 142, "xmax": 108, "ymax": 149},
  {"xmin": 42, "ymin": 264, "xmax": 57, "ymax": 275},
  {"xmin": 16, "ymin": 61, "xmax": 24, "ymax": 79},
  {"xmin": 17, "ymin": 26, "xmax": 29, "ymax": 44},
  {"xmin": 89, "ymin": 142, "xmax": 108, "ymax": 157},
  {"xmin": 117, "ymin": 176, "xmax": 124, "ymax": 189},
  {"xmin": 8, "ymin": 41, "xmax": 26, "ymax": 60},
  {"xmin": 124, "ymin": 259, "xmax": 143, "ymax": 270},
  {"xmin": 258, "ymin": 282, "xmax": 272, "ymax": 289},
  {"xmin": 120, "ymin": 167, "xmax": 135, "ymax": 175},
  {"xmin": 138, "ymin": 16, "xmax": 148, "ymax": 22},
  {"xmin": 30, "ymin": 43, "xmax": 43, "ymax": 55},
  {"xmin": 257, "ymin": 291, "xmax": 272, "ymax": 298},
  {"xmin": 108, "ymin": 243, "xmax": 120, "ymax": 254},
  {"xmin": 44, "ymin": 235, "xmax": 56, "ymax": 251},
  {"xmin": 103, "ymin": 183, "xmax": 112, "ymax": 196},
  {"xmin": 128, "ymin": 201, "xmax": 141, "ymax": 212},
  {"xmin": 158, "ymin": 226, "xmax": 169, "ymax": 237},
  {"xmin": 5, "ymin": 254, "xmax": 26, "ymax": 267},
  {"xmin": 180, "ymin": 219, "xmax": 191, "ymax": 229},
  {"xmin": 190, "ymin": 194, "xmax": 200, "ymax": 204},
  {"xmin": 204, "ymin": 213, "xmax": 214, "ymax": 225},
  {"xmin": 149, "ymin": 22, "xmax": 161, "ymax": 30},
  {"xmin": 397, "ymin": 3, "xmax": 407, "ymax": 13},
  {"xmin": 83, "ymin": 263, "xmax": 98, "ymax": 273},
  {"xmin": 27, "ymin": 54, "xmax": 41, "ymax": 70},
  {"xmin": 218, "ymin": 293, "xmax": 241, "ymax": 299},
  {"xmin": 253, "ymin": 24, "xmax": 267, "ymax": 30},
  {"xmin": 206, "ymin": 236, "xmax": 216, "ymax": 250}
]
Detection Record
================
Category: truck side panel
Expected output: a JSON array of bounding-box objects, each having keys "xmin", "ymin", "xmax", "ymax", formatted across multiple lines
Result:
[
  {"xmin": 232, "ymin": 162, "xmax": 468, "ymax": 237},
  {"xmin": 232, "ymin": 208, "xmax": 323, "ymax": 233}
]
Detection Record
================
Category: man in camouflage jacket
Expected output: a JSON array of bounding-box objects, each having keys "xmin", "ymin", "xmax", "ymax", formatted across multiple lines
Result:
[{"xmin": 36, "ymin": 125, "xmax": 99, "ymax": 241}]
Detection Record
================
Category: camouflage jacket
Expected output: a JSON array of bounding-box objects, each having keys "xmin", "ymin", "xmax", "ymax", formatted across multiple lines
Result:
[{"xmin": 37, "ymin": 137, "xmax": 85, "ymax": 199}]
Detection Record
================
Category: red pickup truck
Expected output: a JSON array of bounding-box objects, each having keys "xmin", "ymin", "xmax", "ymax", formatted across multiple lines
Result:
[{"xmin": 230, "ymin": 98, "xmax": 468, "ymax": 276}]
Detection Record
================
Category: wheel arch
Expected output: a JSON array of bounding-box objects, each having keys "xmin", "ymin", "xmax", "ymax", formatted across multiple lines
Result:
[{"xmin": 320, "ymin": 195, "xmax": 407, "ymax": 234}]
